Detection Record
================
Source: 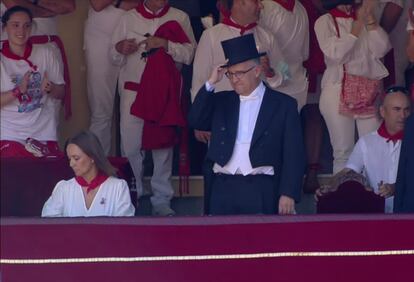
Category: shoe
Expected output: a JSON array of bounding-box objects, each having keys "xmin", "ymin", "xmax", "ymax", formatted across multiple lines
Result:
[{"xmin": 152, "ymin": 205, "xmax": 175, "ymax": 216}]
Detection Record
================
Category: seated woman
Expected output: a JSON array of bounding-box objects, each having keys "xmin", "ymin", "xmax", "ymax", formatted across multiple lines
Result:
[
  {"xmin": 42, "ymin": 131, "xmax": 135, "ymax": 217},
  {"xmin": 0, "ymin": 6, "xmax": 64, "ymax": 158}
]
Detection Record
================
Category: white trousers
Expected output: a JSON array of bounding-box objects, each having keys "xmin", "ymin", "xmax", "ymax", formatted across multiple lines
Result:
[
  {"xmin": 119, "ymin": 89, "xmax": 174, "ymax": 208},
  {"xmin": 84, "ymin": 29, "xmax": 119, "ymax": 155},
  {"xmin": 319, "ymin": 83, "xmax": 380, "ymax": 174}
]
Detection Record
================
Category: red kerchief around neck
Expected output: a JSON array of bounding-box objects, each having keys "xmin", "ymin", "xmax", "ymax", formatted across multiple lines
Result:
[
  {"xmin": 329, "ymin": 7, "xmax": 356, "ymax": 19},
  {"xmin": 136, "ymin": 2, "xmax": 170, "ymax": 19},
  {"xmin": 273, "ymin": 0, "xmax": 295, "ymax": 12},
  {"xmin": 377, "ymin": 122, "xmax": 404, "ymax": 144},
  {"xmin": 222, "ymin": 17, "xmax": 257, "ymax": 35},
  {"xmin": 1, "ymin": 40, "xmax": 37, "ymax": 70},
  {"xmin": 75, "ymin": 172, "xmax": 109, "ymax": 194}
]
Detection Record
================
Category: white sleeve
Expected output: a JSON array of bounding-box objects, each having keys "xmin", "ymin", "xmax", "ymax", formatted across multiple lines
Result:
[
  {"xmin": 110, "ymin": 15, "xmax": 128, "ymax": 66},
  {"xmin": 114, "ymin": 179, "xmax": 135, "ymax": 216},
  {"xmin": 1, "ymin": 61, "xmax": 15, "ymax": 92},
  {"xmin": 314, "ymin": 15, "xmax": 358, "ymax": 65},
  {"xmin": 265, "ymin": 33, "xmax": 288, "ymax": 89},
  {"xmin": 45, "ymin": 45, "xmax": 65, "ymax": 85},
  {"xmin": 191, "ymin": 29, "xmax": 214, "ymax": 102},
  {"xmin": 366, "ymin": 28, "xmax": 392, "ymax": 58},
  {"xmin": 166, "ymin": 14, "xmax": 196, "ymax": 65},
  {"xmin": 345, "ymin": 139, "xmax": 365, "ymax": 174},
  {"xmin": 41, "ymin": 180, "xmax": 66, "ymax": 217}
]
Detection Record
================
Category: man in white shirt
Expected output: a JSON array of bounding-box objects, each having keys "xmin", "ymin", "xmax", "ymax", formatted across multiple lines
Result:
[
  {"xmin": 84, "ymin": 0, "xmax": 140, "ymax": 155},
  {"xmin": 259, "ymin": 0, "xmax": 309, "ymax": 111},
  {"xmin": 189, "ymin": 34, "xmax": 305, "ymax": 215},
  {"xmin": 317, "ymin": 87, "xmax": 411, "ymax": 213},
  {"xmin": 110, "ymin": 0, "xmax": 196, "ymax": 216}
]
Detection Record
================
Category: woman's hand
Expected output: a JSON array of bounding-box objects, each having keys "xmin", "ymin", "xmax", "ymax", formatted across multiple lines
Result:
[
  {"xmin": 18, "ymin": 71, "xmax": 31, "ymax": 93},
  {"xmin": 41, "ymin": 72, "xmax": 53, "ymax": 94}
]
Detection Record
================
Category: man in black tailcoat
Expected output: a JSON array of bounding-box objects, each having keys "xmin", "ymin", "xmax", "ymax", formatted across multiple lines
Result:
[{"xmin": 189, "ymin": 34, "xmax": 306, "ymax": 215}]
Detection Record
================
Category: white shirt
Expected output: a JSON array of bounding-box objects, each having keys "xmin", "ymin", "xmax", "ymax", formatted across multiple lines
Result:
[
  {"xmin": 42, "ymin": 177, "xmax": 135, "ymax": 217},
  {"xmin": 85, "ymin": 4, "xmax": 126, "ymax": 36},
  {"xmin": 212, "ymin": 82, "xmax": 274, "ymax": 175},
  {"xmin": 191, "ymin": 22, "xmax": 288, "ymax": 101},
  {"xmin": 373, "ymin": 0, "xmax": 412, "ymax": 85},
  {"xmin": 346, "ymin": 131, "xmax": 401, "ymax": 213},
  {"xmin": 110, "ymin": 6, "xmax": 196, "ymax": 90},
  {"xmin": 0, "ymin": 44, "xmax": 65, "ymax": 142},
  {"xmin": 259, "ymin": 0, "xmax": 309, "ymax": 95},
  {"xmin": 314, "ymin": 13, "xmax": 391, "ymax": 88}
]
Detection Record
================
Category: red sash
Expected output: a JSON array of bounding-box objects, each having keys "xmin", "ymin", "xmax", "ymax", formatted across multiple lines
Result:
[{"xmin": 222, "ymin": 17, "xmax": 257, "ymax": 35}]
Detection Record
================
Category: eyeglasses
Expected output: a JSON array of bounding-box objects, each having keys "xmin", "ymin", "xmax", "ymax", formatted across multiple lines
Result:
[
  {"xmin": 225, "ymin": 66, "xmax": 255, "ymax": 80},
  {"xmin": 385, "ymin": 86, "xmax": 409, "ymax": 95}
]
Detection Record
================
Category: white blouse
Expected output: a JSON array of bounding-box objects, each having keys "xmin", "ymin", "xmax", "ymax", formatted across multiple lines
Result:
[
  {"xmin": 42, "ymin": 177, "xmax": 135, "ymax": 217},
  {"xmin": 314, "ymin": 13, "xmax": 391, "ymax": 88}
]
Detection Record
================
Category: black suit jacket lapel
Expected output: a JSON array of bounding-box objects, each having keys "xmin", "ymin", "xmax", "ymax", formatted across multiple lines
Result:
[{"xmin": 251, "ymin": 88, "xmax": 278, "ymax": 147}]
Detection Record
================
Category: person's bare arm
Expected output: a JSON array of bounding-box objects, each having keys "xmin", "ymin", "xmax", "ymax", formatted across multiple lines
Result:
[{"xmin": 379, "ymin": 2, "xmax": 403, "ymax": 33}]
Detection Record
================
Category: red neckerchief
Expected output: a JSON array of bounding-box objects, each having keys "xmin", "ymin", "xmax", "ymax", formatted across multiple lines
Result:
[
  {"xmin": 377, "ymin": 122, "xmax": 404, "ymax": 143},
  {"xmin": 75, "ymin": 172, "xmax": 109, "ymax": 194},
  {"xmin": 222, "ymin": 17, "xmax": 257, "ymax": 35},
  {"xmin": 136, "ymin": 2, "xmax": 170, "ymax": 19},
  {"xmin": 273, "ymin": 0, "xmax": 295, "ymax": 12},
  {"xmin": 329, "ymin": 7, "xmax": 356, "ymax": 19},
  {"xmin": 0, "ymin": 40, "xmax": 37, "ymax": 70}
]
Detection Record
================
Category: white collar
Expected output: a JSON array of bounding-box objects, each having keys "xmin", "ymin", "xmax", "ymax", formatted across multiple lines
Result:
[{"xmin": 239, "ymin": 82, "xmax": 265, "ymax": 101}]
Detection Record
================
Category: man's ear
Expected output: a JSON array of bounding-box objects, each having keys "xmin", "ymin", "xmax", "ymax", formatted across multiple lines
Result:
[
  {"xmin": 379, "ymin": 105, "xmax": 385, "ymax": 119},
  {"xmin": 255, "ymin": 64, "xmax": 262, "ymax": 78}
]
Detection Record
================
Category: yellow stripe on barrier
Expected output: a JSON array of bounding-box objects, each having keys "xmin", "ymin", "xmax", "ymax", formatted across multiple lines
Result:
[{"xmin": 2, "ymin": 250, "xmax": 414, "ymax": 265}]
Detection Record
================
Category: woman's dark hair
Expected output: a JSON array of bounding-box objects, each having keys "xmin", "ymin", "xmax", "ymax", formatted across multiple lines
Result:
[
  {"xmin": 1, "ymin": 6, "xmax": 33, "ymax": 26},
  {"xmin": 321, "ymin": 0, "xmax": 354, "ymax": 11},
  {"xmin": 65, "ymin": 131, "xmax": 116, "ymax": 177}
]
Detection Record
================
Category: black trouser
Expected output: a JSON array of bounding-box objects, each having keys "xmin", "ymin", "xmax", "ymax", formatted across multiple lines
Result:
[{"xmin": 209, "ymin": 173, "xmax": 277, "ymax": 215}]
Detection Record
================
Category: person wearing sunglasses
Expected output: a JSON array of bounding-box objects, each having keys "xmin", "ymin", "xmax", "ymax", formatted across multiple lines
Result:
[
  {"xmin": 189, "ymin": 34, "xmax": 305, "ymax": 215},
  {"xmin": 316, "ymin": 86, "xmax": 412, "ymax": 213}
]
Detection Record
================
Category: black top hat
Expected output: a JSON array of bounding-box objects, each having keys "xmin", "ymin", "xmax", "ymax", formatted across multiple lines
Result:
[
  {"xmin": 321, "ymin": 0, "xmax": 354, "ymax": 10},
  {"xmin": 221, "ymin": 34, "xmax": 266, "ymax": 67}
]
